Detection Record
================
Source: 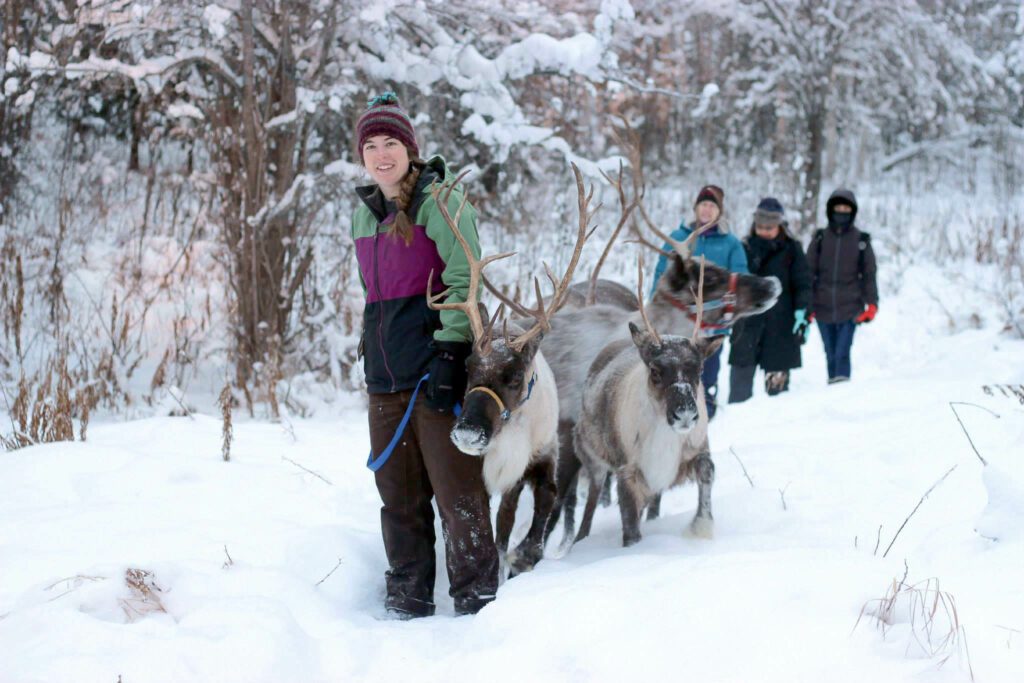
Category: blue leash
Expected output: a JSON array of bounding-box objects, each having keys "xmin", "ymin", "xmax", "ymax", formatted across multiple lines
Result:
[{"xmin": 366, "ymin": 374, "xmax": 462, "ymax": 472}]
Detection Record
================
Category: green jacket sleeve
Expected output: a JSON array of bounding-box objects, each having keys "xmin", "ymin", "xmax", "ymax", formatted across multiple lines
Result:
[
  {"xmin": 350, "ymin": 214, "xmax": 367, "ymax": 295},
  {"xmin": 421, "ymin": 186, "xmax": 481, "ymax": 344}
]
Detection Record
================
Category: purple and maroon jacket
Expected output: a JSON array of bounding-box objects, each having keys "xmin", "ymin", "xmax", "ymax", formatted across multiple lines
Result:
[{"xmin": 352, "ymin": 157, "xmax": 480, "ymax": 394}]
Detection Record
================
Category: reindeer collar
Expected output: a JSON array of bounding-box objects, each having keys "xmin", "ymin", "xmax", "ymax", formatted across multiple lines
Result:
[
  {"xmin": 466, "ymin": 372, "xmax": 537, "ymax": 422},
  {"xmin": 657, "ymin": 272, "xmax": 739, "ymax": 336}
]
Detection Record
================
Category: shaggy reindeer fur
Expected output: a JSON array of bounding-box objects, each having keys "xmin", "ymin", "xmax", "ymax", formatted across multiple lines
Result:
[
  {"xmin": 561, "ymin": 280, "xmax": 639, "ymax": 312},
  {"xmin": 539, "ymin": 257, "xmax": 781, "ymax": 544},
  {"xmin": 572, "ymin": 324, "xmax": 722, "ymax": 546}
]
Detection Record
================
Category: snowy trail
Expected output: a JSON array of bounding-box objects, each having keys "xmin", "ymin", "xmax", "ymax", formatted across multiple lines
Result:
[{"xmin": 2, "ymin": 272, "xmax": 1023, "ymax": 682}]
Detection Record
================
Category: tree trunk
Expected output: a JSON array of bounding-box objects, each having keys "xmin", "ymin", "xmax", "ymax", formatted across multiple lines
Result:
[{"xmin": 799, "ymin": 106, "xmax": 825, "ymax": 237}]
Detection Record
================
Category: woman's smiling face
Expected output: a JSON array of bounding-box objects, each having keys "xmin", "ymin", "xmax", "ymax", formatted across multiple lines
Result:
[{"xmin": 362, "ymin": 135, "xmax": 410, "ymax": 198}]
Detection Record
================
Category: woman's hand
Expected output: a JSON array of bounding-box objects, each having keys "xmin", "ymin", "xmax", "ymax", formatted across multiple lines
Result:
[{"xmin": 424, "ymin": 341, "xmax": 471, "ymax": 412}]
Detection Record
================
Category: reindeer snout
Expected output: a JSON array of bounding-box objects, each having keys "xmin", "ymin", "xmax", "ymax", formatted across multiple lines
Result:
[
  {"xmin": 450, "ymin": 420, "xmax": 490, "ymax": 456},
  {"xmin": 667, "ymin": 383, "xmax": 699, "ymax": 433},
  {"xmin": 751, "ymin": 276, "xmax": 783, "ymax": 314}
]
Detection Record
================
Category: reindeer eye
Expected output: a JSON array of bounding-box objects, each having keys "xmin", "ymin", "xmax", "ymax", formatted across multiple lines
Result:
[
  {"xmin": 650, "ymin": 366, "xmax": 662, "ymax": 384},
  {"xmin": 504, "ymin": 370, "xmax": 523, "ymax": 387}
]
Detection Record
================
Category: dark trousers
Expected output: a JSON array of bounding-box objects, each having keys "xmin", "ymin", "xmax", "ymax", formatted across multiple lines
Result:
[
  {"xmin": 729, "ymin": 365, "xmax": 790, "ymax": 403},
  {"xmin": 817, "ymin": 320, "xmax": 856, "ymax": 380},
  {"xmin": 729, "ymin": 364, "xmax": 755, "ymax": 403},
  {"xmin": 702, "ymin": 345, "xmax": 723, "ymax": 418},
  {"xmin": 368, "ymin": 391, "xmax": 498, "ymax": 617}
]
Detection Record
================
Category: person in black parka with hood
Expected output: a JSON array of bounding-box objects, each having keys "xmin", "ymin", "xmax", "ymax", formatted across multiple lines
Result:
[
  {"xmin": 728, "ymin": 198, "xmax": 813, "ymax": 402},
  {"xmin": 807, "ymin": 188, "xmax": 879, "ymax": 384}
]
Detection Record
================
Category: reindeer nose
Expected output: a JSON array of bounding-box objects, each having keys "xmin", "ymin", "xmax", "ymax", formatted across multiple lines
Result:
[
  {"xmin": 450, "ymin": 423, "xmax": 488, "ymax": 456},
  {"xmin": 668, "ymin": 383, "xmax": 699, "ymax": 432}
]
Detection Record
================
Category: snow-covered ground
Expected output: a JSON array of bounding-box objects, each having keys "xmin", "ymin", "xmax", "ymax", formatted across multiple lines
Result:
[{"xmin": 2, "ymin": 265, "xmax": 1023, "ymax": 683}]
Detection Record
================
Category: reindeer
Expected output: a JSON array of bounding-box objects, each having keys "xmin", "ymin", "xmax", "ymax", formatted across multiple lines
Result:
[
  {"xmin": 486, "ymin": 138, "xmax": 782, "ymax": 547},
  {"xmin": 570, "ymin": 257, "xmax": 721, "ymax": 546},
  {"xmin": 426, "ymin": 165, "xmax": 594, "ymax": 575}
]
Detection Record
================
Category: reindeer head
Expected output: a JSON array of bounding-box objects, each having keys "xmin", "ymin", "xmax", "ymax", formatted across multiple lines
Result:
[
  {"xmin": 628, "ymin": 322, "xmax": 723, "ymax": 433},
  {"xmin": 615, "ymin": 118, "xmax": 782, "ymax": 331},
  {"xmin": 655, "ymin": 256, "xmax": 781, "ymax": 331},
  {"xmin": 429, "ymin": 164, "xmax": 595, "ymax": 456},
  {"xmin": 450, "ymin": 319, "xmax": 543, "ymax": 455}
]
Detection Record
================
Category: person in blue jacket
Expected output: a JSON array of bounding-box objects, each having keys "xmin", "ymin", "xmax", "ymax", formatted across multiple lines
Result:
[{"xmin": 651, "ymin": 184, "xmax": 748, "ymax": 419}]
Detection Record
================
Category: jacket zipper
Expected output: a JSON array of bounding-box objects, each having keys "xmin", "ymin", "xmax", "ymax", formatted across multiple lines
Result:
[
  {"xmin": 831, "ymin": 230, "xmax": 841, "ymax": 322},
  {"xmin": 373, "ymin": 228, "xmax": 398, "ymax": 392}
]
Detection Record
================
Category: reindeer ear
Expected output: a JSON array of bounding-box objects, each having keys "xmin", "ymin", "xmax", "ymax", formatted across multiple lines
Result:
[
  {"xmin": 697, "ymin": 335, "xmax": 725, "ymax": 359},
  {"xmin": 628, "ymin": 321, "xmax": 646, "ymax": 348}
]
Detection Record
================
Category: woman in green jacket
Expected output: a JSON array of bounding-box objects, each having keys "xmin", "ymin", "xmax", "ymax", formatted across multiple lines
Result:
[{"xmin": 352, "ymin": 93, "xmax": 497, "ymax": 618}]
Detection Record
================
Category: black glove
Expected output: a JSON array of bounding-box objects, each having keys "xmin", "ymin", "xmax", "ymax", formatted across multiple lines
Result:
[{"xmin": 424, "ymin": 340, "xmax": 471, "ymax": 413}]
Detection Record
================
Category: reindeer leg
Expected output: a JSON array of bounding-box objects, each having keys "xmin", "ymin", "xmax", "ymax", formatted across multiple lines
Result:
[
  {"xmin": 574, "ymin": 470, "xmax": 603, "ymax": 544},
  {"xmin": 599, "ymin": 472, "xmax": 613, "ymax": 507},
  {"xmin": 646, "ymin": 492, "xmax": 662, "ymax": 521},
  {"xmin": 545, "ymin": 420, "xmax": 580, "ymax": 547},
  {"xmin": 690, "ymin": 454, "xmax": 715, "ymax": 539},
  {"xmin": 495, "ymin": 479, "xmax": 526, "ymax": 556},
  {"xmin": 617, "ymin": 469, "xmax": 646, "ymax": 547},
  {"xmin": 557, "ymin": 468, "xmax": 580, "ymax": 552},
  {"xmin": 510, "ymin": 457, "xmax": 557, "ymax": 575}
]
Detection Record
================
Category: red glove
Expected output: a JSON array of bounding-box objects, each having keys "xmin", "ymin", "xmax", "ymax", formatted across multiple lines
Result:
[{"xmin": 855, "ymin": 304, "xmax": 878, "ymax": 324}]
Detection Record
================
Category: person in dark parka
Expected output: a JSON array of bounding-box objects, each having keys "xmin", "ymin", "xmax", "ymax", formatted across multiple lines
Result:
[
  {"xmin": 728, "ymin": 198, "xmax": 813, "ymax": 402},
  {"xmin": 807, "ymin": 188, "xmax": 879, "ymax": 383}
]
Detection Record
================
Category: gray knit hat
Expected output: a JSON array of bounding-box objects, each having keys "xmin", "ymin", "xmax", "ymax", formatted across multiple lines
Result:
[{"xmin": 753, "ymin": 196, "xmax": 785, "ymax": 224}]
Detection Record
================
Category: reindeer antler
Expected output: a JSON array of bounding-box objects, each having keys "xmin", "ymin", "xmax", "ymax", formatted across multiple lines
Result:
[
  {"xmin": 425, "ymin": 170, "xmax": 515, "ymax": 355},
  {"xmin": 615, "ymin": 116, "xmax": 703, "ymax": 262},
  {"xmin": 636, "ymin": 254, "xmax": 662, "ymax": 346},
  {"xmin": 505, "ymin": 162, "xmax": 597, "ymax": 351},
  {"xmin": 586, "ymin": 161, "xmax": 638, "ymax": 305},
  {"xmin": 691, "ymin": 256, "xmax": 706, "ymax": 343}
]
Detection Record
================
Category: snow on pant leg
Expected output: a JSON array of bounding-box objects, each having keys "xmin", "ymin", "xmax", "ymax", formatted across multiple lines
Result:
[
  {"xmin": 369, "ymin": 391, "xmax": 437, "ymax": 617},
  {"xmin": 701, "ymin": 345, "xmax": 723, "ymax": 417},
  {"xmin": 817, "ymin": 321, "xmax": 839, "ymax": 379},
  {"xmin": 413, "ymin": 401, "xmax": 499, "ymax": 615},
  {"xmin": 833, "ymin": 320, "xmax": 857, "ymax": 378},
  {"xmin": 728, "ymin": 364, "xmax": 756, "ymax": 403}
]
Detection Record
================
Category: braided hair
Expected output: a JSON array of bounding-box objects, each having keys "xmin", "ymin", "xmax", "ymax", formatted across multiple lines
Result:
[{"xmin": 390, "ymin": 156, "xmax": 427, "ymax": 245}]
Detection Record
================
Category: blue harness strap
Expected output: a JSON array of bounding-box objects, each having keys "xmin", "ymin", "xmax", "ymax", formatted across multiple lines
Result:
[
  {"xmin": 367, "ymin": 374, "xmax": 428, "ymax": 472},
  {"xmin": 366, "ymin": 373, "xmax": 462, "ymax": 472}
]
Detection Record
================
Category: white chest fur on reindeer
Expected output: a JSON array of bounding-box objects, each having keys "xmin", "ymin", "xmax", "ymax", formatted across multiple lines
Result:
[
  {"xmin": 453, "ymin": 347, "xmax": 559, "ymax": 495},
  {"xmin": 615, "ymin": 362, "xmax": 710, "ymax": 495}
]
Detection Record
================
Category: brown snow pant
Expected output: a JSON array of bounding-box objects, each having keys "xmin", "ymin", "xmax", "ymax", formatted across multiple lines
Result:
[{"xmin": 369, "ymin": 390, "xmax": 498, "ymax": 617}]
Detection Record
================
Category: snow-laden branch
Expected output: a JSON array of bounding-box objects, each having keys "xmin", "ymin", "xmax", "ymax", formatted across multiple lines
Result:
[{"xmin": 36, "ymin": 48, "xmax": 241, "ymax": 93}]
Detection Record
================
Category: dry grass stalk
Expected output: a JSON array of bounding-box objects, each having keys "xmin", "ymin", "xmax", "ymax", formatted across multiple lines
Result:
[
  {"xmin": 219, "ymin": 382, "xmax": 233, "ymax": 462},
  {"xmin": 150, "ymin": 347, "xmax": 171, "ymax": 395},
  {"xmin": 856, "ymin": 575, "xmax": 974, "ymax": 680},
  {"xmin": 2, "ymin": 350, "xmax": 97, "ymax": 450},
  {"xmin": 77, "ymin": 385, "xmax": 93, "ymax": 441},
  {"xmin": 0, "ymin": 242, "xmax": 25, "ymax": 359},
  {"xmin": 882, "ymin": 464, "xmax": 958, "ymax": 558},
  {"xmin": 120, "ymin": 568, "xmax": 167, "ymax": 622},
  {"xmin": 44, "ymin": 574, "xmax": 106, "ymax": 602}
]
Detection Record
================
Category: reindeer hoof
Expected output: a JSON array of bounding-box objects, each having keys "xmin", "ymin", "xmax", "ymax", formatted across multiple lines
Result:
[
  {"xmin": 622, "ymin": 533, "xmax": 642, "ymax": 547},
  {"xmin": 507, "ymin": 547, "xmax": 542, "ymax": 576},
  {"xmin": 689, "ymin": 516, "xmax": 714, "ymax": 539}
]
